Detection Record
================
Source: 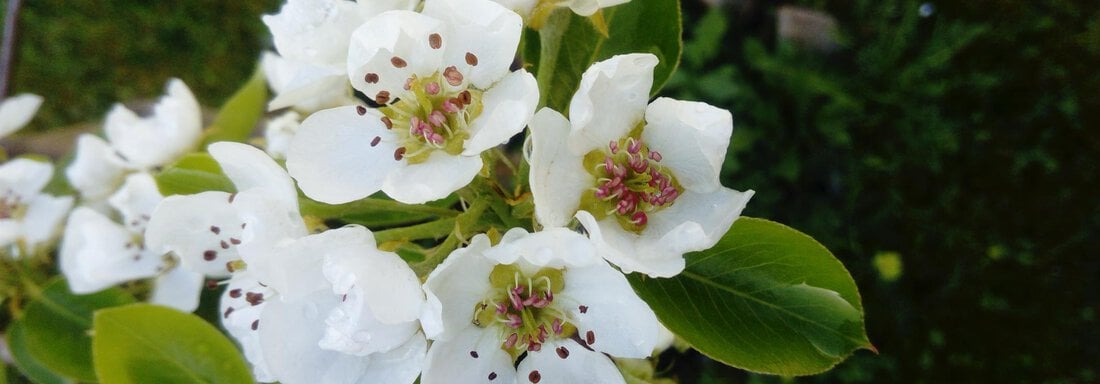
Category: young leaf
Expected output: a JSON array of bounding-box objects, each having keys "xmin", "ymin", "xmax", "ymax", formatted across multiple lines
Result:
[
  {"xmin": 201, "ymin": 65, "xmax": 268, "ymax": 146},
  {"xmin": 154, "ymin": 152, "xmax": 236, "ymax": 196},
  {"xmin": 92, "ymin": 304, "xmax": 253, "ymax": 384},
  {"xmin": 628, "ymin": 217, "xmax": 873, "ymax": 376},
  {"xmin": 537, "ymin": 0, "xmax": 682, "ymax": 112},
  {"xmin": 19, "ymin": 279, "xmax": 134, "ymax": 382},
  {"xmin": 6, "ymin": 321, "xmax": 72, "ymax": 384}
]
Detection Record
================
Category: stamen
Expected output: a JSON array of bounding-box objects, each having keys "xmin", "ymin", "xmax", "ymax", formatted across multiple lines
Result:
[
  {"xmin": 364, "ymin": 73, "xmax": 379, "ymax": 84},
  {"xmin": 429, "ymin": 33, "xmax": 443, "ymax": 49},
  {"xmin": 390, "ymin": 56, "xmax": 407, "ymax": 68},
  {"xmin": 443, "ymin": 66, "xmax": 464, "ymax": 86},
  {"xmin": 394, "ymin": 147, "xmax": 407, "ymax": 161},
  {"xmin": 356, "ymin": 105, "xmax": 367, "ymax": 115},
  {"xmin": 375, "ymin": 91, "xmax": 391, "ymax": 104},
  {"xmin": 465, "ymin": 52, "xmax": 479, "ymax": 66}
]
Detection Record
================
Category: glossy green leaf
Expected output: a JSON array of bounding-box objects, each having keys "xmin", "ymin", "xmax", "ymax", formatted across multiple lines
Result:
[
  {"xmin": 201, "ymin": 66, "xmax": 268, "ymax": 146},
  {"xmin": 628, "ymin": 217, "xmax": 873, "ymax": 376},
  {"xmin": 92, "ymin": 304, "xmax": 253, "ymax": 384},
  {"xmin": 6, "ymin": 321, "xmax": 72, "ymax": 384},
  {"xmin": 154, "ymin": 152, "xmax": 235, "ymax": 196},
  {"xmin": 20, "ymin": 279, "xmax": 134, "ymax": 382},
  {"xmin": 536, "ymin": 0, "xmax": 682, "ymax": 112}
]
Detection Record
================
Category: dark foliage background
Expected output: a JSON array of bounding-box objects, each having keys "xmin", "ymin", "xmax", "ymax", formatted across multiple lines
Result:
[{"xmin": 3, "ymin": 0, "xmax": 1097, "ymax": 383}]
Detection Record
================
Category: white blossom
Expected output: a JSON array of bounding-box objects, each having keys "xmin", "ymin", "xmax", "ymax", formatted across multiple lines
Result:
[
  {"xmin": 0, "ymin": 159, "xmax": 72, "ymax": 255},
  {"xmin": 421, "ymin": 228, "xmax": 660, "ymax": 384},
  {"xmin": 529, "ymin": 53, "xmax": 754, "ymax": 277},
  {"xmin": 493, "ymin": 0, "xmax": 629, "ymax": 20},
  {"xmin": 287, "ymin": 0, "xmax": 538, "ymax": 204},
  {"xmin": 261, "ymin": 0, "xmax": 418, "ymax": 111},
  {"xmin": 0, "ymin": 93, "xmax": 44, "ymax": 138}
]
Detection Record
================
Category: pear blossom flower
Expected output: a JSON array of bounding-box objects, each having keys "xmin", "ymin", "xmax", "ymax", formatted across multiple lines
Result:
[
  {"xmin": 145, "ymin": 142, "xmax": 426, "ymax": 383},
  {"xmin": 0, "ymin": 159, "xmax": 72, "ymax": 255},
  {"xmin": 60, "ymin": 172, "xmax": 204, "ymax": 311},
  {"xmin": 0, "ymin": 93, "xmax": 44, "ymax": 138},
  {"xmin": 421, "ymin": 228, "xmax": 660, "ymax": 384},
  {"xmin": 262, "ymin": 0, "xmax": 417, "ymax": 111},
  {"xmin": 287, "ymin": 0, "xmax": 539, "ymax": 204},
  {"xmin": 529, "ymin": 53, "xmax": 754, "ymax": 277},
  {"xmin": 66, "ymin": 79, "xmax": 202, "ymax": 202}
]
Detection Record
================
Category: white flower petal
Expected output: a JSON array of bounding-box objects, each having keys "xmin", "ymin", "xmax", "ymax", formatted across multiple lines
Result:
[
  {"xmin": 21, "ymin": 194, "xmax": 73, "ymax": 249},
  {"xmin": 107, "ymin": 172, "xmax": 162, "ymax": 233},
  {"xmin": 642, "ymin": 97, "xmax": 732, "ymax": 192},
  {"xmin": 421, "ymin": 234, "xmax": 495, "ymax": 340},
  {"xmin": 104, "ymin": 79, "xmax": 202, "ymax": 169},
  {"xmin": 576, "ymin": 187, "xmax": 754, "ymax": 277},
  {"xmin": 461, "ymin": 69, "xmax": 538, "ymax": 155},
  {"xmin": 484, "ymin": 227, "xmax": 599, "ymax": 269},
  {"xmin": 568, "ymin": 53, "xmax": 657, "ymax": 154},
  {"xmin": 529, "ymin": 108, "xmax": 593, "ymax": 228},
  {"xmin": 265, "ymin": 56, "xmax": 353, "ymax": 112},
  {"xmin": 421, "ymin": 325, "xmax": 516, "ymax": 384},
  {"xmin": 220, "ymin": 273, "xmax": 276, "ymax": 382},
  {"xmin": 347, "ymin": 11, "xmax": 445, "ymax": 100},
  {"xmin": 355, "ymin": 332, "xmax": 426, "ymax": 384},
  {"xmin": 144, "ymin": 192, "xmax": 242, "ymax": 278},
  {"xmin": 60, "ymin": 207, "xmax": 161, "ymax": 294},
  {"xmin": 490, "ymin": 0, "xmax": 537, "ymax": 18},
  {"xmin": 381, "ymin": 151, "xmax": 482, "ymax": 204},
  {"xmin": 263, "ymin": 110, "xmax": 301, "ymax": 159},
  {"xmin": 287, "ymin": 106, "xmax": 401, "ymax": 204},
  {"xmin": 260, "ymin": 289, "xmax": 380, "ymax": 384},
  {"xmin": 559, "ymin": 261, "xmax": 660, "ymax": 358},
  {"xmin": 209, "ymin": 142, "xmax": 298, "ymax": 209},
  {"xmin": 263, "ymin": 0, "xmax": 365, "ymax": 66},
  {"xmin": 566, "ymin": 0, "xmax": 631, "ymax": 16},
  {"xmin": 318, "ymin": 284, "xmax": 420, "ymax": 356},
  {"xmin": 0, "ymin": 158, "xmax": 52, "ymax": 199},
  {"xmin": 321, "ymin": 226, "xmax": 422, "ymax": 324},
  {"xmin": 355, "ymin": 0, "xmax": 419, "ymax": 15},
  {"xmin": 150, "ymin": 266, "xmax": 204, "ymax": 312},
  {"xmin": 65, "ymin": 134, "xmax": 128, "ymax": 202},
  {"xmin": 424, "ymin": 0, "xmax": 522, "ymax": 89},
  {"xmin": 516, "ymin": 339, "xmax": 626, "ymax": 384},
  {"xmin": 0, "ymin": 221, "xmax": 18, "ymax": 247},
  {"xmin": 0, "ymin": 93, "xmax": 43, "ymax": 138}
]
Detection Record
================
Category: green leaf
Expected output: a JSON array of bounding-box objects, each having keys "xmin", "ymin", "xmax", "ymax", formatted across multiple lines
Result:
[
  {"xmin": 201, "ymin": 65, "xmax": 268, "ymax": 146},
  {"xmin": 628, "ymin": 218, "xmax": 873, "ymax": 376},
  {"xmin": 298, "ymin": 195, "xmax": 458, "ymax": 228},
  {"xmin": 20, "ymin": 279, "xmax": 134, "ymax": 382},
  {"xmin": 536, "ymin": 0, "xmax": 682, "ymax": 112},
  {"xmin": 154, "ymin": 152, "xmax": 236, "ymax": 196},
  {"xmin": 6, "ymin": 321, "xmax": 72, "ymax": 384},
  {"xmin": 92, "ymin": 304, "xmax": 253, "ymax": 384}
]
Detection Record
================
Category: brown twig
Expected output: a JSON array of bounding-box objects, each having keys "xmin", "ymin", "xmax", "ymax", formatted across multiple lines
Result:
[{"xmin": 0, "ymin": 0, "xmax": 24, "ymax": 100}]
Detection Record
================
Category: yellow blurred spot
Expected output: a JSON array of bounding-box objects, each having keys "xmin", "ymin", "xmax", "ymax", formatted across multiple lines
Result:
[{"xmin": 873, "ymin": 251, "xmax": 903, "ymax": 282}]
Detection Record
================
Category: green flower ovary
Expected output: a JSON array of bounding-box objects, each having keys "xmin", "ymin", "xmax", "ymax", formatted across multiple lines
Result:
[
  {"xmin": 580, "ymin": 136, "xmax": 683, "ymax": 233},
  {"xmin": 473, "ymin": 264, "xmax": 575, "ymax": 356},
  {"xmin": 377, "ymin": 71, "xmax": 484, "ymax": 164}
]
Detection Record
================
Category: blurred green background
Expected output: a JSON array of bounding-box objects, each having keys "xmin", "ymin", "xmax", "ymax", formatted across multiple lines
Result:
[{"xmin": 3, "ymin": 0, "xmax": 1098, "ymax": 383}]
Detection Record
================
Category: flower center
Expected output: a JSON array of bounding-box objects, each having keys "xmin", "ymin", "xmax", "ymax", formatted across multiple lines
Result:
[
  {"xmin": 371, "ymin": 69, "xmax": 484, "ymax": 164},
  {"xmin": 0, "ymin": 189, "xmax": 27, "ymax": 220},
  {"xmin": 473, "ymin": 264, "xmax": 574, "ymax": 357},
  {"xmin": 581, "ymin": 137, "xmax": 682, "ymax": 232}
]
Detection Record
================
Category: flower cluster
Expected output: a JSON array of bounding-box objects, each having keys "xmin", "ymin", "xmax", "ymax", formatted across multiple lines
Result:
[{"xmin": 2, "ymin": 0, "xmax": 757, "ymax": 383}]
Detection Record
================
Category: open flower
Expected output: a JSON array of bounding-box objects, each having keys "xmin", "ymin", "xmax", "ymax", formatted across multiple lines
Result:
[
  {"xmin": 0, "ymin": 93, "xmax": 44, "ymax": 138},
  {"xmin": 60, "ymin": 172, "xmax": 205, "ymax": 311},
  {"xmin": 262, "ymin": 0, "xmax": 417, "ymax": 111},
  {"xmin": 421, "ymin": 228, "xmax": 660, "ymax": 384},
  {"xmin": 66, "ymin": 79, "xmax": 202, "ymax": 203},
  {"xmin": 0, "ymin": 159, "xmax": 72, "ymax": 255},
  {"xmin": 529, "ymin": 53, "xmax": 754, "ymax": 277},
  {"xmin": 287, "ymin": 0, "xmax": 538, "ymax": 204}
]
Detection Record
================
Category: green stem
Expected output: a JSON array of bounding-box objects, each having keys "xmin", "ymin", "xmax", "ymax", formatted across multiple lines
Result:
[
  {"xmin": 299, "ymin": 196, "xmax": 460, "ymax": 219},
  {"xmin": 373, "ymin": 200, "xmax": 489, "ymax": 244}
]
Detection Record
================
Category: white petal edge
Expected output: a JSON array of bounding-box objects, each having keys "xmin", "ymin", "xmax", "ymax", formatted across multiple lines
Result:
[
  {"xmin": 65, "ymin": 134, "xmax": 128, "ymax": 202},
  {"xmin": 59, "ymin": 207, "xmax": 161, "ymax": 294},
  {"xmin": 515, "ymin": 339, "xmax": 626, "ymax": 384},
  {"xmin": 421, "ymin": 234, "xmax": 495, "ymax": 340},
  {"xmin": 104, "ymin": 79, "xmax": 202, "ymax": 169},
  {"xmin": 150, "ymin": 266, "xmax": 205, "ymax": 312},
  {"xmin": 461, "ymin": 69, "xmax": 538, "ymax": 156},
  {"xmin": 559, "ymin": 260, "xmax": 660, "ymax": 358},
  {"xmin": 209, "ymin": 142, "xmax": 298, "ymax": 209},
  {"xmin": 529, "ymin": 108, "xmax": 592, "ymax": 228},
  {"xmin": 423, "ymin": 0, "xmax": 522, "ymax": 89},
  {"xmin": 0, "ymin": 93, "xmax": 43, "ymax": 138},
  {"xmin": 380, "ymin": 151, "xmax": 482, "ymax": 204},
  {"xmin": 286, "ymin": 106, "xmax": 400, "ymax": 204},
  {"xmin": 568, "ymin": 53, "xmax": 657, "ymax": 154},
  {"xmin": 421, "ymin": 325, "xmax": 516, "ymax": 384},
  {"xmin": 641, "ymin": 97, "xmax": 732, "ymax": 192}
]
